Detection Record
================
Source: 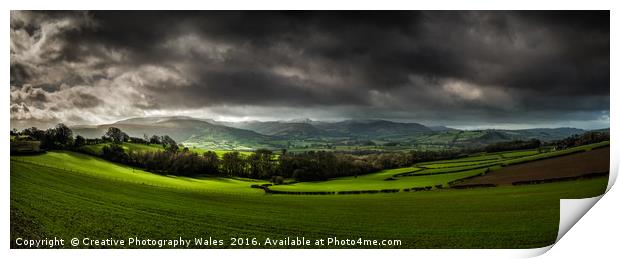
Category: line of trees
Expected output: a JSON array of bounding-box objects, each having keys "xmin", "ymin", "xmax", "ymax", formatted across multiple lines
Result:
[
  {"xmin": 99, "ymin": 145, "xmax": 466, "ymax": 181},
  {"xmin": 12, "ymin": 125, "xmax": 179, "ymax": 153},
  {"xmin": 552, "ymin": 131, "xmax": 609, "ymax": 150},
  {"xmin": 17, "ymin": 124, "xmax": 74, "ymax": 150},
  {"xmin": 484, "ymin": 139, "xmax": 542, "ymax": 153},
  {"xmin": 101, "ymin": 147, "xmax": 219, "ymax": 176}
]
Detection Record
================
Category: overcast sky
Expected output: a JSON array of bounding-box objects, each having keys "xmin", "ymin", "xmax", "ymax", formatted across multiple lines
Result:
[{"xmin": 10, "ymin": 11, "xmax": 609, "ymax": 129}]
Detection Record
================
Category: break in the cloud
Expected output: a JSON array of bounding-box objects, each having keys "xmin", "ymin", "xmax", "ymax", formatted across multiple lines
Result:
[{"xmin": 10, "ymin": 11, "xmax": 610, "ymax": 129}]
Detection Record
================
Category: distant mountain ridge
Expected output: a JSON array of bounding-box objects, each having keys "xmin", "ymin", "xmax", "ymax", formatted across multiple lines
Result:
[
  {"xmin": 225, "ymin": 121, "xmax": 323, "ymax": 138},
  {"xmin": 225, "ymin": 119, "xmax": 433, "ymax": 138},
  {"xmin": 71, "ymin": 116, "xmax": 593, "ymax": 150},
  {"xmin": 312, "ymin": 119, "xmax": 433, "ymax": 138}
]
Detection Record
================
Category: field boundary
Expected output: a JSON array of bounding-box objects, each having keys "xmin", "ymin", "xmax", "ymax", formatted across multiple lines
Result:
[
  {"xmin": 511, "ymin": 171, "xmax": 609, "ymax": 186},
  {"xmin": 397, "ymin": 163, "xmax": 497, "ymax": 177},
  {"xmin": 446, "ymin": 170, "xmax": 491, "ymax": 186}
]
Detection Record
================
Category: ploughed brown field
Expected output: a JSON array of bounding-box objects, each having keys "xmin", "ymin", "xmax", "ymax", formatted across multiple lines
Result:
[{"xmin": 454, "ymin": 147, "xmax": 610, "ymax": 187}]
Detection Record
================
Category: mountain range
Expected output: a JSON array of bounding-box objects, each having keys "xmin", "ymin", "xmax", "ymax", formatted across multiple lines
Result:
[{"xmin": 71, "ymin": 116, "xmax": 592, "ymax": 151}]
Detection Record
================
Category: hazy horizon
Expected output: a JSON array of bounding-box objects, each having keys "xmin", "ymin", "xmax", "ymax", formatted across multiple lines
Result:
[{"xmin": 10, "ymin": 113, "xmax": 610, "ymax": 132}]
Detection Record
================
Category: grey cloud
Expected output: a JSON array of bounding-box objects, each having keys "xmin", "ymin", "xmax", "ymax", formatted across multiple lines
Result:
[
  {"xmin": 10, "ymin": 11, "xmax": 609, "ymax": 129},
  {"xmin": 70, "ymin": 92, "xmax": 103, "ymax": 109}
]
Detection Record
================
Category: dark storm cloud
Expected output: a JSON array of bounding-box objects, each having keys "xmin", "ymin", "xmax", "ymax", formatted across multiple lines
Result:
[
  {"xmin": 10, "ymin": 11, "xmax": 609, "ymax": 128},
  {"xmin": 70, "ymin": 92, "xmax": 103, "ymax": 109}
]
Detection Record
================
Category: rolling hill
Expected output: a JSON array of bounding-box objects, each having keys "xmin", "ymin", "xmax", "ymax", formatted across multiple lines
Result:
[
  {"xmin": 224, "ymin": 121, "xmax": 324, "ymax": 138},
  {"xmin": 226, "ymin": 119, "xmax": 435, "ymax": 139},
  {"xmin": 72, "ymin": 116, "xmax": 274, "ymax": 150},
  {"xmin": 503, "ymin": 128, "xmax": 586, "ymax": 141},
  {"xmin": 312, "ymin": 119, "xmax": 433, "ymax": 138}
]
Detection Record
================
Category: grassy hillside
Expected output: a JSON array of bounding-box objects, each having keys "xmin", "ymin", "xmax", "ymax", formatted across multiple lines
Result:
[
  {"xmin": 11, "ymin": 151, "xmax": 607, "ymax": 248},
  {"xmin": 11, "ymin": 151, "xmax": 265, "ymax": 193},
  {"xmin": 310, "ymin": 119, "xmax": 433, "ymax": 138},
  {"xmin": 227, "ymin": 121, "xmax": 324, "ymax": 138}
]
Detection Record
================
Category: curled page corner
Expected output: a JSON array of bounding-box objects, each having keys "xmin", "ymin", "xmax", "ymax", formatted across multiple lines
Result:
[
  {"xmin": 526, "ymin": 195, "xmax": 607, "ymax": 257},
  {"xmin": 556, "ymin": 195, "xmax": 603, "ymax": 243},
  {"xmin": 606, "ymin": 158, "xmax": 618, "ymax": 192},
  {"xmin": 529, "ymin": 196, "xmax": 604, "ymax": 258},
  {"xmin": 524, "ymin": 244, "xmax": 554, "ymax": 258}
]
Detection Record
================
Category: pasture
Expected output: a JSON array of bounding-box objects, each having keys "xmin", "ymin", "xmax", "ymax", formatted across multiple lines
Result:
[{"xmin": 11, "ymin": 152, "xmax": 607, "ymax": 248}]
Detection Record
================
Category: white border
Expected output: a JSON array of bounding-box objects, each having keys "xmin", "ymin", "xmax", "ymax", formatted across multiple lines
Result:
[{"xmin": 2, "ymin": 1, "xmax": 617, "ymax": 258}]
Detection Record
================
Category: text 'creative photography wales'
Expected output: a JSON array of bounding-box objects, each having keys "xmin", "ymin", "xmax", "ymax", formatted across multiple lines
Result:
[{"xmin": 9, "ymin": 10, "xmax": 610, "ymax": 250}]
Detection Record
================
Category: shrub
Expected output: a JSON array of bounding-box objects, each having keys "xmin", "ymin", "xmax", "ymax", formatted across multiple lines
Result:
[
  {"xmin": 101, "ymin": 144, "xmax": 129, "ymax": 163},
  {"xmin": 271, "ymin": 175, "xmax": 284, "ymax": 185}
]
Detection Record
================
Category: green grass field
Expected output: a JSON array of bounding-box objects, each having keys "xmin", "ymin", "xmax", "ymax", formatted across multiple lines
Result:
[
  {"xmin": 10, "ymin": 142, "xmax": 610, "ymax": 248},
  {"xmin": 10, "ymin": 152, "xmax": 607, "ymax": 248}
]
